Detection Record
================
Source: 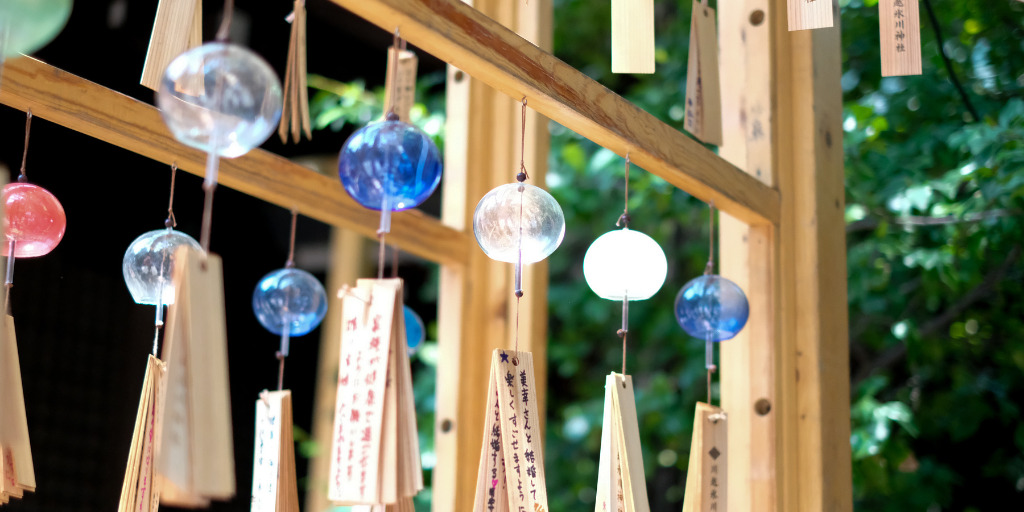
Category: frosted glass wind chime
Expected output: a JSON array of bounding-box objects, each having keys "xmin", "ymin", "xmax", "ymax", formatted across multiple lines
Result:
[
  {"xmin": 471, "ymin": 98, "xmax": 564, "ymax": 512},
  {"xmin": 583, "ymin": 155, "xmax": 667, "ymax": 512},
  {"xmin": 0, "ymin": 0, "xmax": 72, "ymax": 86},
  {"xmin": 328, "ymin": 29, "xmax": 435, "ymax": 510}
]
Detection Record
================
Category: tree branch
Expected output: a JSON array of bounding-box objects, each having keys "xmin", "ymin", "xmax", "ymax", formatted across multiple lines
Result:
[
  {"xmin": 921, "ymin": 0, "xmax": 981, "ymax": 123},
  {"xmin": 850, "ymin": 245, "xmax": 1022, "ymax": 391},
  {"xmin": 846, "ymin": 209, "xmax": 1020, "ymax": 233}
]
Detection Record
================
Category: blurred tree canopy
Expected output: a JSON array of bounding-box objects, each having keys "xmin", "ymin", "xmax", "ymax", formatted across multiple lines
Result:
[{"xmin": 310, "ymin": 0, "xmax": 1024, "ymax": 510}]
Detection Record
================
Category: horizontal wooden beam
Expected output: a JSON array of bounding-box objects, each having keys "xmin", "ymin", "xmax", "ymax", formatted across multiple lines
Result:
[
  {"xmin": 329, "ymin": 0, "xmax": 781, "ymax": 226},
  {"xmin": 0, "ymin": 57, "xmax": 472, "ymax": 267}
]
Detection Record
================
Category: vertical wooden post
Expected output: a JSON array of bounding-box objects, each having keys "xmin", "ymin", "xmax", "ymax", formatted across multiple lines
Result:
[
  {"xmin": 719, "ymin": 1, "xmax": 852, "ymax": 511},
  {"xmin": 434, "ymin": 2, "xmax": 552, "ymax": 511},
  {"xmin": 306, "ymin": 228, "xmax": 367, "ymax": 512}
]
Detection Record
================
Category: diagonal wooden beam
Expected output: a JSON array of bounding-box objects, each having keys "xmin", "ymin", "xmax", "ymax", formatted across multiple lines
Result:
[
  {"xmin": 328, "ymin": 0, "xmax": 781, "ymax": 226},
  {"xmin": 0, "ymin": 57, "xmax": 472, "ymax": 267}
]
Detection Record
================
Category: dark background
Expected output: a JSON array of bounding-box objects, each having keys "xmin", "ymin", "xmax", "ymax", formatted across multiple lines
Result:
[{"xmin": 0, "ymin": 1, "xmax": 440, "ymax": 510}]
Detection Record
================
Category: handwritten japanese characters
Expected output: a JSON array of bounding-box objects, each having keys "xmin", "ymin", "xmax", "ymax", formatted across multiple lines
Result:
[
  {"xmin": 684, "ymin": 0, "xmax": 722, "ymax": 146},
  {"xmin": 595, "ymin": 373, "xmax": 650, "ymax": 512},
  {"xmin": 119, "ymin": 356, "xmax": 166, "ymax": 512},
  {"xmin": 473, "ymin": 349, "xmax": 549, "ymax": 512},
  {"xmin": 383, "ymin": 46, "xmax": 419, "ymax": 123},
  {"xmin": 787, "ymin": 0, "xmax": 834, "ymax": 31},
  {"xmin": 329, "ymin": 278, "xmax": 422, "ymax": 505},
  {"xmin": 0, "ymin": 316, "xmax": 34, "ymax": 504},
  {"xmin": 681, "ymin": 403, "xmax": 728, "ymax": 512},
  {"xmin": 880, "ymin": 0, "xmax": 922, "ymax": 76},
  {"xmin": 156, "ymin": 247, "xmax": 235, "ymax": 506},
  {"xmin": 252, "ymin": 390, "xmax": 299, "ymax": 512}
]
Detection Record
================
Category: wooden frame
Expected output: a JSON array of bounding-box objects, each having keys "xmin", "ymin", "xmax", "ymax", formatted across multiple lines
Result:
[{"xmin": 0, "ymin": 0, "xmax": 851, "ymax": 510}]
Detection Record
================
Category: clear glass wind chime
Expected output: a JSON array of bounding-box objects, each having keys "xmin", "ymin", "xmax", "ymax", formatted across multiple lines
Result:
[
  {"xmin": 583, "ymin": 154, "xmax": 666, "ymax": 512},
  {"xmin": 470, "ymin": 97, "xmax": 563, "ymax": 512}
]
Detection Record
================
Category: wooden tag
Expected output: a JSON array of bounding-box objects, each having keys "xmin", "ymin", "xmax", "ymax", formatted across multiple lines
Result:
[
  {"xmin": 141, "ymin": 0, "xmax": 203, "ymax": 90},
  {"xmin": 383, "ymin": 47, "xmax": 419, "ymax": 123},
  {"xmin": 681, "ymin": 403, "xmax": 727, "ymax": 512},
  {"xmin": 251, "ymin": 390, "xmax": 300, "ymax": 512},
  {"xmin": 595, "ymin": 373, "xmax": 650, "ymax": 512},
  {"xmin": 0, "ymin": 315, "xmax": 34, "ymax": 503},
  {"xmin": 156, "ymin": 247, "xmax": 235, "ymax": 506},
  {"xmin": 118, "ymin": 355, "xmax": 166, "ymax": 512},
  {"xmin": 473, "ymin": 349, "xmax": 548, "ymax": 512},
  {"xmin": 611, "ymin": 0, "xmax": 655, "ymax": 74},
  {"xmin": 788, "ymin": 0, "xmax": 834, "ymax": 31},
  {"xmin": 279, "ymin": 0, "xmax": 312, "ymax": 144},
  {"xmin": 328, "ymin": 278, "xmax": 422, "ymax": 505},
  {"xmin": 684, "ymin": 0, "xmax": 723, "ymax": 146},
  {"xmin": 879, "ymin": 0, "xmax": 922, "ymax": 76}
]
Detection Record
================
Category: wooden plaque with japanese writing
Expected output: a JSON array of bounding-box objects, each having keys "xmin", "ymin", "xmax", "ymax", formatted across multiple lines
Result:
[
  {"xmin": 611, "ymin": 0, "xmax": 655, "ymax": 74},
  {"xmin": 681, "ymin": 402, "xmax": 727, "ymax": 512},
  {"xmin": 118, "ymin": 355, "xmax": 166, "ymax": 512},
  {"xmin": 684, "ymin": 0, "xmax": 723, "ymax": 146},
  {"xmin": 0, "ymin": 315, "xmax": 34, "ymax": 503},
  {"xmin": 156, "ymin": 247, "xmax": 235, "ymax": 506},
  {"xmin": 141, "ymin": 0, "xmax": 202, "ymax": 90},
  {"xmin": 328, "ymin": 278, "xmax": 422, "ymax": 506},
  {"xmin": 473, "ymin": 349, "xmax": 548, "ymax": 512},
  {"xmin": 251, "ymin": 390, "xmax": 300, "ymax": 512},
  {"xmin": 788, "ymin": 0, "xmax": 835, "ymax": 31},
  {"xmin": 383, "ymin": 47, "xmax": 419, "ymax": 123},
  {"xmin": 879, "ymin": 0, "xmax": 922, "ymax": 76}
]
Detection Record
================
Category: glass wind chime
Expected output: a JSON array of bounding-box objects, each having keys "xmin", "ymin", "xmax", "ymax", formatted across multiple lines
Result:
[
  {"xmin": 250, "ymin": 210, "xmax": 326, "ymax": 512},
  {"xmin": 0, "ymin": 110, "xmax": 66, "ymax": 504},
  {"xmin": 150, "ymin": 0, "xmax": 282, "ymax": 505},
  {"xmin": 470, "ymin": 98, "xmax": 563, "ymax": 512},
  {"xmin": 117, "ymin": 164, "xmax": 198, "ymax": 512},
  {"xmin": 583, "ymin": 155, "xmax": 666, "ymax": 512},
  {"xmin": 327, "ymin": 30, "xmax": 434, "ymax": 509},
  {"xmin": 676, "ymin": 202, "xmax": 749, "ymax": 512},
  {"xmin": 0, "ymin": 0, "xmax": 72, "ymax": 86}
]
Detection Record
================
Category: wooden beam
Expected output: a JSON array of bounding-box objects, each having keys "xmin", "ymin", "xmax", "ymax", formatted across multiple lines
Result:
[
  {"xmin": 0, "ymin": 57, "xmax": 471, "ymax": 267},
  {"xmin": 327, "ymin": 0, "xmax": 781, "ymax": 227}
]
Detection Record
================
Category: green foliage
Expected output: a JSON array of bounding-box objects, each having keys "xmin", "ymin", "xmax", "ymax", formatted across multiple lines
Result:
[{"xmin": 309, "ymin": 0, "xmax": 1024, "ymax": 509}]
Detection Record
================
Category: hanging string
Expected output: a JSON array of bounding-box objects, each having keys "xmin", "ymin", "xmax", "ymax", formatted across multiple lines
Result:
[
  {"xmin": 215, "ymin": 0, "xmax": 235, "ymax": 42},
  {"xmin": 391, "ymin": 244, "xmax": 399, "ymax": 278},
  {"xmin": 18, "ymin": 109, "xmax": 32, "ymax": 183},
  {"xmin": 199, "ymin": 180, "xmax": 215, "ymax": 256},
  {"xmin": 285, "ymin": 209, "xmax": 298, "ymax": 268},
  {"xmin": 512, "ymin": 97, "xmax": 529, "ymax": 363},
  {"xmin": 165, "ymin": 163, "xmax": 178, "ymax": 228},
  {"xmin": 705, "ymin": 201, "xmax": 716, "ymax": 405},
  {"xmin": 6, "ymin": 110, "xmax": 33, "ymax": 313},
  {"xmin": 616, "ymin": 154, "xmax": 632, "ymax": 375}
]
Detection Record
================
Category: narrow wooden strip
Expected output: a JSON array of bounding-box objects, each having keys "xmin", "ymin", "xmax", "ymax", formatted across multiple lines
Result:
[
  {"xmin": 327, "ymin": 0, "xmax": 780, "ymax": 226},
  {"xmin": 0, "ymin": 57, "xmax": 471, "ymax": 267},
  {"xmin": 611, "ymin": 0, "xmax": 655, "ymax": 74},
  {"xmin": 787, "ymin": 0, "xmax": 834, "ymax": 31},
  {"xmin": 141, "ymin": 0, "xmax": 201, "ymax": 90}
]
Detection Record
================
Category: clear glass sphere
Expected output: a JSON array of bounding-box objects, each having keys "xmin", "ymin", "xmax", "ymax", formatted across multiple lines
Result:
[
  {"xmin": 252, "ymin": 268, "xmax": 328, "ymax": 336},
  {"xmin": 404, "ymin": 305, "xmax": 425, "ymax": 355},
  {"xmin": 0, "ymin": 0, "xmax": 72, "ymax": 57},
  {"xmin": 674, "ymin": 274, "xmax": 749, "ymax": 342},
  {"xmin": 337, "ymin": 119, "xmax": 443, "ymax": 211},
  {"xmin": 473, "ymin": 183, "xmax": 565, "ymax": 264},
  {"xmin": 583, "ymin": 228, "xmax": 667, "ymax": 301},
  {"xmin": 122, "ymin": 228, "xmax": 202, "ymax": 305},
  {"xmin": 157, "ymin": 42, "xmax": 282, "ymax": 158},
  {"xmin": 2, "ymin": 182, "xmax": 66, "ymax": 258}
]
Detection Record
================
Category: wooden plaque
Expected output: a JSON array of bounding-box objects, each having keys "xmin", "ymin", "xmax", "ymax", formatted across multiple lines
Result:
[
  {"xmin": 383, "ymin": 47, "xmax": 419, "ymax": 123},
  {"xmin": 141, "ymin": 0, "xmax": 203, "ymax": 90},
  {"xmin": 879, "ymin": 0, "xmax": 922, "ymax": 76},
  {"xmin": 788, "ymin": 0, "xmax": 834, "ymax": 31},
  {"xmin": 612, "ymin": 0, "xmax": 655, "ymax": 74},
  {"xmin": 681, "ymin": 402, "xmax": 728, "ymax": 512},
  {"xmin": 684, "ymin": 0, "xmax": 723, "ymax": 146}
]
